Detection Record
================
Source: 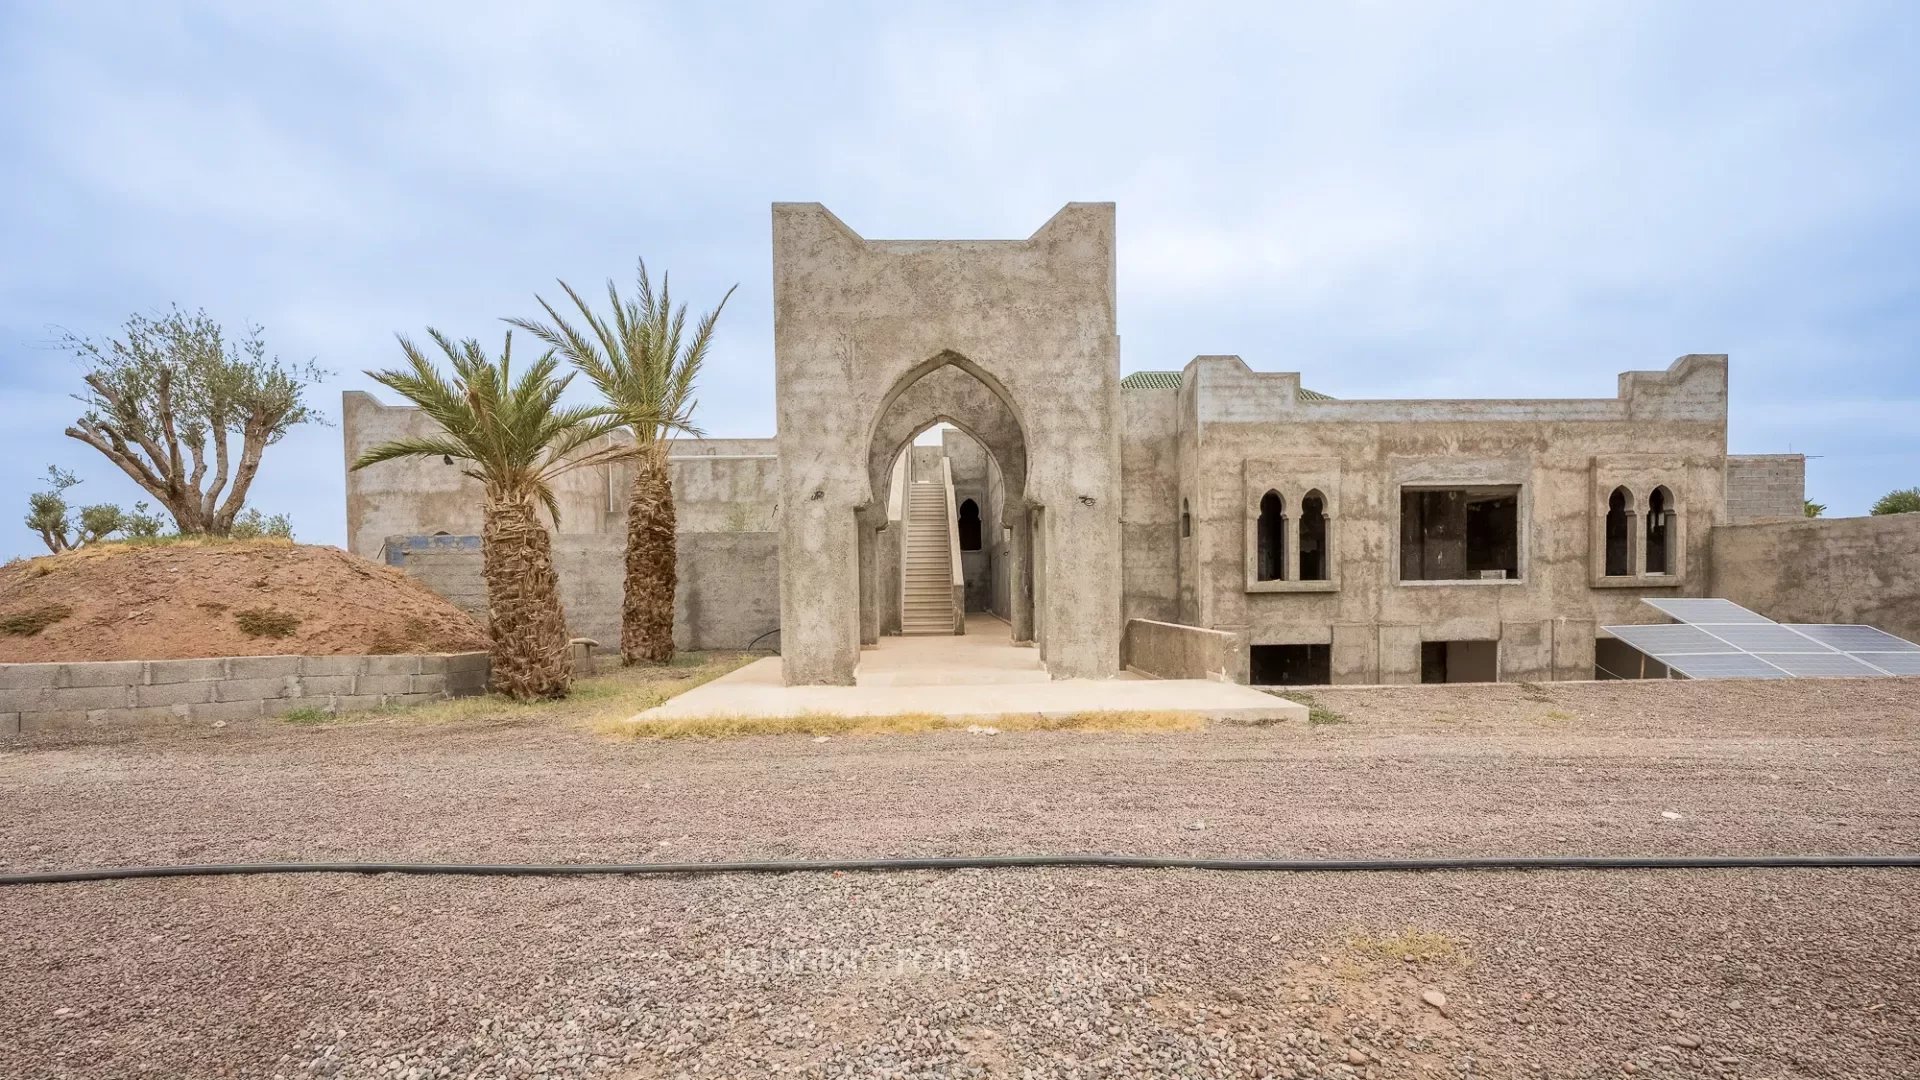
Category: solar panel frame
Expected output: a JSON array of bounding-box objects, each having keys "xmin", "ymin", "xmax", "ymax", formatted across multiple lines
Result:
[
  {"xmin": 1853, "ymin": 653, "xmax": 1920, "ymax": 676},
  {"xmin": 1785, "ymin": 625, "xmax": 1920, "ymax": 653},
  {"xmin": 1660, "ymin": 653, "xmax": 1793, "ymax": 680},
  {"xmin": 1641, "ymin": 598, "xmax": 1775, "ymax": 625},
  {"xmin": 1698, "ymin": 624, "xmax": 1835, "ymax": 653},
  {"xmin": 1603, "ymin": 624, "xmax": 1742, "ymax": 655},
  {"xmin": 1752, "ymin": 652, "xmax": 1885, "ymax": 678}
]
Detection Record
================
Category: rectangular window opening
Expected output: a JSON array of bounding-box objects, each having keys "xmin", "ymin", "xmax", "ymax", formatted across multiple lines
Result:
[
  {"xmin": 1400, "ymin": 486, "xmax": 1520, "ymax": 582},
  {"xmin": 1250, "ymin": 643, "xmax": 1330, "ymax": 686},
  {"xmin": 1419, "ymin": 640, "xmax": 1499, "ymax": 684}
]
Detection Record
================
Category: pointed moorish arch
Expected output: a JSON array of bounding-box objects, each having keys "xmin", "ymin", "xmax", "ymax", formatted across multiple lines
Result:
[{"xmin": 857, "ymin": 352, "xmax": 1038, "ymax": 645}]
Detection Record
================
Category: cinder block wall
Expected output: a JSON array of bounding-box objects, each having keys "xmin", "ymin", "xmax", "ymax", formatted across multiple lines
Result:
[
  {"xmin": 1725, "ymin": 454, "xmax": 1806, "ymax": 523},
  {"xmin": 385, "ymin": 532, "xmax": 780, "ymax": 651},
  {"xmin": 0, "ymin": 653, "xmax": 488, "ymax": 736}
]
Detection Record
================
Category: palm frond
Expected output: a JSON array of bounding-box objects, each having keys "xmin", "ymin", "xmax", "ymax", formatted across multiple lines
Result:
[{"xmin": 508, "ymin": 258, "xmax": 736, "ymax": 444}]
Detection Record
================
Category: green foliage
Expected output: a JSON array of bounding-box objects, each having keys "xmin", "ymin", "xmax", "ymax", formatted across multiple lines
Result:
[
  {"xmin": 235, "ymin": 607, "xmax": 300, "ymax": 637},
  {"xmin": 350, "ymin": 329, "xmax": 629, "ymax": 522},
  {"xmin": 1804, "ymin": 499, "xmax": 1826, "ymax": 518},
  {"xmin": 23, "ymin": 466, "xmax": 129, "ymax": 552},
  {"xmin": 508, "ymin": 260, "xmax": 737, "ymax": 444},
  {"xmin": 0, "ymin": 604, "xmax": 73, "ymax": 636},
  {"xmin": 122, "ymin": 501, "xmax": 169, "ymax": 539},
  {"xmin": 227, "ymin": 508, "xmax": 294, "ymax": 540},
  {"xmin": 279, "ymin": 706, "xmax": 334, "ymax": 724},
  {"xmin": 60, "ymin": 306, "xmax": 329, "ymax": 535},
  {"xmin": 1870, "ymin": 487, "xmax": 1920, "ymax": 516}
]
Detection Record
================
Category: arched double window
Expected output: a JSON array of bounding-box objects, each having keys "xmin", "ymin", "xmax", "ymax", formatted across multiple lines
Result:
[
  {"xmin": 1645, "ymin": 486, "xmax": 1673, "ymax": 574},
  {"xmin": 1256, "ymin": 491, "xmax": 1286, "ymax": 581},
  {"xmin": 1299, "ymin": 490, "xmax": 1328, "ymax": 581},
  {"xmin": 958, "ymin": 498, "xmax": 981, "ymax": 551},
  {"xmin": 1604, "ymin": 486, "xmax": 1633, "ymax": 576}
]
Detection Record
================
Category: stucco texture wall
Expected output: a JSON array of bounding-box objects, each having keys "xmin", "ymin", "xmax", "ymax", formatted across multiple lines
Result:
[{"xmin": 1709, "ymin": 514, "xmax": 1920, "ymax": 642}]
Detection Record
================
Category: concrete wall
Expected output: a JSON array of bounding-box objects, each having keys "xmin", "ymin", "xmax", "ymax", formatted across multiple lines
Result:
[
  {"xmin": 772, "ymin": 202, "xmax": 1121, "ymax": 683},
  {"xmin": 1725, "ymin": 454, "xmax": 1807, "ymax": 523},
  {"xmin": 1138, "ymin": 354, "xmax": 1730, "ymax": 684},
  {"xmin": 0, "ymin": 652, "xmax": 487, "ymax": 736},
  {"xmin": 1121, "ymin": 618, "xmax": 1247, "ymax": 683},
  {"xmin": 387, "ymin": 531, "xmax": 780, "ymax": 651},
  {"xmin": 343, "ymin": 390, "xmax": 777, "ymax": 556},
  {"xmin": 1709, "ymin": 514, "xmax": 1920, "ymax": 642},
  {"xmin": 1120, "ymin": 386, "xmax": 1181, "ymax": 623}
]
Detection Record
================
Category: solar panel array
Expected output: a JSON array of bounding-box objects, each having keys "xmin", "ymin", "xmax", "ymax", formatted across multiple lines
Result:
[{"xmin": 1603, "ymin": 599, "xmax": 1920, "ymax": 681}]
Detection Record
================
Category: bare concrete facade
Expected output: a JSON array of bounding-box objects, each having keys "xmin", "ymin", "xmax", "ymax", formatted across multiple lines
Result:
[
  {"xmin": 342, "ymin": 201, "xmax": 1920, "ymax": 688},
  {"xmin": 772, "ymin": 203, "xmax": 1121, "ymax": 684}
]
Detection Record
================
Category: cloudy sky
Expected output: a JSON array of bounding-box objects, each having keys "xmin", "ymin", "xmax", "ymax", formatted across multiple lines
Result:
[{"xmin": 2, "ymin": 2, "xmax": 1915, "ymax": 557}]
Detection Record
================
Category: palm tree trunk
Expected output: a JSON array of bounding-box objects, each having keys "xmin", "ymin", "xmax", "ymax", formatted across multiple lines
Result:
[
  {"xmin": 622, "ymin": 440, "xmax": 677, "ymax": 664},
  {"xmin": 482, "ymin": 490, "xmax": 573, "ymax": 699}
]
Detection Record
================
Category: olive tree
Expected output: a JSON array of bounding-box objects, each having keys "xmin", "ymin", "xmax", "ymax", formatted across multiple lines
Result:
[{"xmin": 61, "ymin": 306, "xmax": 327, "ymax": 536}]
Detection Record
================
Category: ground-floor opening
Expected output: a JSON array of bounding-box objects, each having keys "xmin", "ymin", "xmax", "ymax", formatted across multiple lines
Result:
[
  {"xmin": 1593, "ymin": 636, "xmax": 1672, "ymax": 680},
  {"xmin": 1420, "ymin": 639, "xmax": 1499, "ymax": 683},
  {"xmin": 1250, "ymin": 643, "xmax": 1331, "ymax": 685}
]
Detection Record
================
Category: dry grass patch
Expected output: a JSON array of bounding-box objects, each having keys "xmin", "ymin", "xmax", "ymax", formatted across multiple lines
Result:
[
  {"xmin": 286, "ymin": 651, "xmax": 761, "ymax": 728},
  {"xmin": 0, "ymin": 604, "xmax": 73, "ymax": 636},
  {"xmin": 1344, "ymin": 928, "xmax": 1468, "ymax": 967},
  {"xmin": 602, "ymin": 708, "xmax": 1207, "ymax": 741}
]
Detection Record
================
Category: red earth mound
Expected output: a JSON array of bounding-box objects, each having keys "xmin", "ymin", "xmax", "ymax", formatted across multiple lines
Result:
[{"xmin": 0, "ymin": 540, "xmax": 487, "ymax": 662}]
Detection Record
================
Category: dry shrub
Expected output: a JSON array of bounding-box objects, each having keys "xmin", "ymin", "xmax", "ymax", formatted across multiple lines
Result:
[
  {"xmin": 0, "ymin": 604, "xmax": 73, "ymax": 636},
  {"xmin": 235, "ymin": 608, "xmax": 300, "ymax": 638}
]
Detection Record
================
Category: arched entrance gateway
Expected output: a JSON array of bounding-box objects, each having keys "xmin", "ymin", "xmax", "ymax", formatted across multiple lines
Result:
[{"xmin": 772, "ymin": 203, "xmax": 1123, "ymax": 685}]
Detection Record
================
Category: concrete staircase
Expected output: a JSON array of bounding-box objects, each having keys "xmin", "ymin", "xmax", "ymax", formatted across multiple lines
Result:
[{"xmin": 902, "ymin": 482, "xmax": 958, "ymax": 634}]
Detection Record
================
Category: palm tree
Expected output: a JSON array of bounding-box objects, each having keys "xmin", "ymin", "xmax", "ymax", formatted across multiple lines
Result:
[
  {"xmin": 351, "ymin": 330, "xmax": 626, "ymax": 699},
  {"xmin": 509, "ymin": 261, "xmax": 736, "ymax": 665}
]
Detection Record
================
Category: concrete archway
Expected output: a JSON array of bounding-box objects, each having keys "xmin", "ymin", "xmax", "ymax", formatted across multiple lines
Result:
[
  {"xmin": 772, "ymin": 202, "xmax": 1121, "ymax": 685},
  {"xmin": 857, "ymin": 352, "xmax": 1039, "ymax": 647}
]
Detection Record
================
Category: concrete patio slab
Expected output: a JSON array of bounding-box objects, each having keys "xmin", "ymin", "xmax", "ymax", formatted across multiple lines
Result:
[{"xmin": 633, "ymin": 618, "xmax": 1306, "ymax": 725}]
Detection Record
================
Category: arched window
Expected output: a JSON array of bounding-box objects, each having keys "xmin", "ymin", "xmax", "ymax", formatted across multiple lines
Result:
[
  {"xmin": 1257, "ymin": 491, "xmax": 1285, "ymax": 581},
  {"xmin": 1645, "ymin": 486, "xmax": 1673, "ymax": 574},
  {"xmin": 1299, "ymin": 490, "xmax": 1328, "ymax": 581},
  {"xmin": 1181, "ymin": 498, "xmax": 1191, "ymax": 538},
  {"xmin": 958, "ymin": 498, "xmax": 981, "ymax": 551},
  {"xmin": 1604, "ymin": 486, "xmax": 1632, "ymax": 576}
]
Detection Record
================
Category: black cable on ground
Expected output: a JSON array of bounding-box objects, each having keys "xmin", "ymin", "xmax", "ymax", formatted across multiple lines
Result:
[{"xmin": 3, "ymin": 853, "xmax": 1918, "ymax": 887}]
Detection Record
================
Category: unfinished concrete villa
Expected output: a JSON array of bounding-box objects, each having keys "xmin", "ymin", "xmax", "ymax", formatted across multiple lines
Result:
[{"xmin": 344, "ymin": 203, "xmax": 1920, "ymax": 692}]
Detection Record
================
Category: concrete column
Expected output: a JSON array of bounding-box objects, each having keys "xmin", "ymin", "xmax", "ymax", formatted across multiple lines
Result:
[
  {"xmin": 1284, "ymin": 514, "xmax": 1300, "ymax": 581},
  {"xmin": 857, "ymin": 524, "xmax": 879, "ymax": 646},
  {"xmin": 1009, "ymin": 510, "xmax": 1034, "ymax": 643},
  {"xmin": 778, "ymin": 500, "xmax": 860, "ymax": 686}
]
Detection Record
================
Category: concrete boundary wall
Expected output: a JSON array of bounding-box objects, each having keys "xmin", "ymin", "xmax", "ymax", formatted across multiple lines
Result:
[
  {"xmin": 1122, "ymin": 619, "xmax": 1248, "ymax": 683},
  {"xmin": 1709, "ymin": 514, "xmax": 1920, "ymax": 643},
  {"xmin": 0, "ymin": 652, "xmax": 488, "ymax": 736}
]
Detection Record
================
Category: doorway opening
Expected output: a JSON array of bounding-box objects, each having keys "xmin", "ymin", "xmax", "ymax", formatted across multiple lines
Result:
[{"xmin": 1420, "ymin": 639, "xmax": 1499, "ymax": 683}]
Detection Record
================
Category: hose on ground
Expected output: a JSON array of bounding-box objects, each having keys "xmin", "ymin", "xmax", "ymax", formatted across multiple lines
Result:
[{"xmin": 3, "ymin": 853, "xmax": 1918, "ymax": 886}]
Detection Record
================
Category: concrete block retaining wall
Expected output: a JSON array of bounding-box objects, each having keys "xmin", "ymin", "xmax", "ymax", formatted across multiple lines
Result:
[
  {"xmin": 1122, "ymin": 618, "xmax": 1249, "ymax": 684},
  {"xmin": 0, "ymin": 652, "xmax": 489, "ymax": 736}
]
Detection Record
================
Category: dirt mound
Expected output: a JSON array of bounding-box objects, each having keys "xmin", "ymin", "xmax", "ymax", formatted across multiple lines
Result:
[{"xmin": 0, "ymin": 540, "xmax": 488, "ymax": 662}]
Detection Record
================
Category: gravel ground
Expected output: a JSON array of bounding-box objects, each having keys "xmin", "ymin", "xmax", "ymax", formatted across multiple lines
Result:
[{"xmin": 3, "ymin": 677, "xmax": 1918, "ymax": 1078}]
